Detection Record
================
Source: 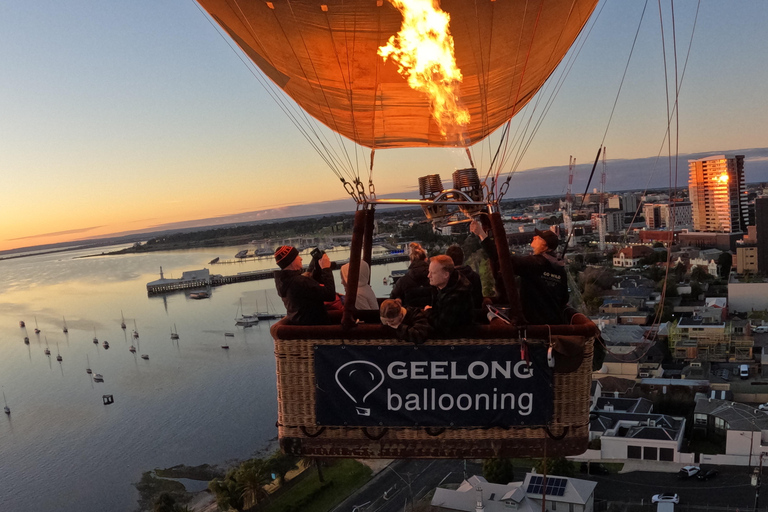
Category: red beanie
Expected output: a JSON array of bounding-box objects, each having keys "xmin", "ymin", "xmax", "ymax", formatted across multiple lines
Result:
[{"xmin": 275, "ymin": 245, "xmax": 299, "ymax": 269}]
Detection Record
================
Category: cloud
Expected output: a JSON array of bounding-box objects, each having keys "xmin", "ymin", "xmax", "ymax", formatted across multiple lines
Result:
[{"xmin": 8, "ymin": 226, "xmax": 105, "ymax": 241}]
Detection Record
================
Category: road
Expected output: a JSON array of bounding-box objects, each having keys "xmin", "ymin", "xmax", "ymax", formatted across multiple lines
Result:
[{"xmin": 333, "ymin": 459, "xmax": 482, "ymax": 512}]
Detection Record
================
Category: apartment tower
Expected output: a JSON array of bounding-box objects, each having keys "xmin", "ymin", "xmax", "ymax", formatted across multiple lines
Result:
[{"xmin": 688, "ymin": 155, "xmax": 747, "ymax": 233}]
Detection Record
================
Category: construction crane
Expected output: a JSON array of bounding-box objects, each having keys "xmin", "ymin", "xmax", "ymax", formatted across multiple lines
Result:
[
  {"xmin": 563, "ymin": 156, "xmax": 576, "ymax": 248},
  {"xmin": 598, "ymin": 147, "xmax": 607, "ymax": 251}
]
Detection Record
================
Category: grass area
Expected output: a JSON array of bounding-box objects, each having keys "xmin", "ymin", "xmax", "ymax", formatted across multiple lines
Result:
[{"xmin": 261, "ymin": 459, "xmax": 372, "ymax": 512}]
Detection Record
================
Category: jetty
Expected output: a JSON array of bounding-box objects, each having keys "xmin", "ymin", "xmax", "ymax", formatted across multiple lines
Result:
[{"xmin": 145, "ymin": 253, "xmax": 408, "ymax": 295}]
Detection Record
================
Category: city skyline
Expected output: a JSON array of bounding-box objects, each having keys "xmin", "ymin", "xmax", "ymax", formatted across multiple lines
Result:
[{"xmin": 2, "ymin": 1, "xmax": 767, "ymax": 252}]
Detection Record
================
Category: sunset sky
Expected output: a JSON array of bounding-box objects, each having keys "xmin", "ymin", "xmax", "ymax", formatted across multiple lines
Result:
[{"xmin": 1, "ymin": 1, "xmax": 766, "ymax": 252}]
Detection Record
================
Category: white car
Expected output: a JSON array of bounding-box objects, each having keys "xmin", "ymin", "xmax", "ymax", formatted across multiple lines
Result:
[
  {"xmin": 677, "ymin": 465, "xmax": 700, "ymax": 478},
  {"xmin": 759, "ymin": 403, "xmax": 768, "ymax": 411},
  {"xmin": 754, "ymin": 326, "xmax": 768, "ymax": 333},
  {"xmin": 652, "ymin": 493, "xmax": 680, "ymax": 504}
]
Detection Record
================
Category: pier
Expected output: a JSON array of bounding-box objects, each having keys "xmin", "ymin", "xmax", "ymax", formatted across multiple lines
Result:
[{"xmin": 146, "ymin": 253, "xmax": 408, "ymax": 295}]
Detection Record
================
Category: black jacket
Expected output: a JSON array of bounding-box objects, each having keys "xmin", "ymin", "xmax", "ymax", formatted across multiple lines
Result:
[
  {"xmin": 388, "ymin": 307, "xmax": 433, "ymax": 344},
  {"xmin": 390, "ymin": 259, "xmax": 433, "ymax": 308},
  {"xmin": 274, "ymin": 267, "xmax": 337, "ymax": 325},
  {"xmin": 510, "ymin": 251, "xmax": 569, "ymax": 325},
  {"xmin": 427, "ymin": 270, "xmax": 474, "ymax": 337},
  {"xmin": 456, "ymin": 264, "xmax": 483, "ymax": 309}
]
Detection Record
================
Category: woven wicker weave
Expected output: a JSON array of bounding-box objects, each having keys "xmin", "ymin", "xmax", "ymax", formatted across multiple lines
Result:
[{"xmin": 273, "ymin": 326, "xmax": 594, "ymax": 458}]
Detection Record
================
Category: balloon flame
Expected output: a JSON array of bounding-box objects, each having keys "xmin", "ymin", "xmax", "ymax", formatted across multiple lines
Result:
[{"xmin": 379, "ymin": 0, "xmax": 470, "ymax": 138}]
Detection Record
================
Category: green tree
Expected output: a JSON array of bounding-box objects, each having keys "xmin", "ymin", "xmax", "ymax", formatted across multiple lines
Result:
[
  {"xmin": 690, "ymin": 265, "xmax": 710, "ymax": 283},
  {"xmin": 483, "ymin": 459, "xmax": 515, "ymax": 484},
  {"xmin": 237, "ymin": 459, "xmax": 272, "ymax": 510},
  {"xmin": 535, "ymin": 457, "xmax": 575, "ymax": 477},
  {"xmin": 717, "ymin": 252, "xmax": 733, "ymax": 279},
  {"xmin": 267, "ymin": 451, "xmax": 299, "ymax": 486},
  {"xmin": 153, "ymin": 493, "xmax": 176, "ymax": 512},
  {"xmin": 209, "ymin": 468, "xmax": 245, "ymax": 512}
]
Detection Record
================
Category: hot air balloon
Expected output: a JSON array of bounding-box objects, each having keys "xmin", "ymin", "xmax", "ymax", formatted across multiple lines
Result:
[{"xmin": 195, "ymin": 0, "xmax": 600, "ymax": 459}]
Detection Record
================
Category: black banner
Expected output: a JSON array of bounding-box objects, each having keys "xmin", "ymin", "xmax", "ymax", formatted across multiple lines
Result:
[{"xmin": 314, "ymin": 344, "xmax": 553, "ymax": 427}]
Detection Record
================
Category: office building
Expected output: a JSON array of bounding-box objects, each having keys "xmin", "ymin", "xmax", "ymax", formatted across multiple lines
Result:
[{"xmin": 688, "ymin": 155, "xmax": 747, "ymax": 233}]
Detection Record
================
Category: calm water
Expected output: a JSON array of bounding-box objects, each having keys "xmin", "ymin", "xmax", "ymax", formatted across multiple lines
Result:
[{"xmin": 0, "ymin": 244, "xmax": 404, "ymax": 512}]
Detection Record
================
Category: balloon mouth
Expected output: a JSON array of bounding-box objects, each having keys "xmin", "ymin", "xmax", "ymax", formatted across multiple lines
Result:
[{"xmin": 356, "ymin": 407, "xmax": 371, "ymax": 416}]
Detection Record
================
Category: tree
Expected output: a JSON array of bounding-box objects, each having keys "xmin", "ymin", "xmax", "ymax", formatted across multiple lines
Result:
[
  {"xmin": 153, "ymin": 493, "xmax": 176, "ymax": 512},
  {"xmin": 267, "ymin": 451, "xmax": 299, "ymax": 486},
  {"xmin": 209, "ymin": 468, "xmax": 245, "ymax": 512},
  {"xmin": 483, "ymin": 458, "xmax": 515, "ymax": 484},
  {"xmin": 717, "ymin": 252, "xmax": 733, "ymax": 279},
  {"xmin": 237, "ymin": 459, "xmax": 272, "ymax": 510},
  {"xmin": 690, "ymin": 265, "xmax": 710, "ymax": 283},
  {"xmin": 535, "ymin": 457, "xmax": 575, "ymax": 477}
]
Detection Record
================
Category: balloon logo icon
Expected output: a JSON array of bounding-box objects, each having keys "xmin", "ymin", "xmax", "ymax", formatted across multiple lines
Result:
[{"xmin": 335, "ymin": 361, "xmax": 385, "ymax": 417}]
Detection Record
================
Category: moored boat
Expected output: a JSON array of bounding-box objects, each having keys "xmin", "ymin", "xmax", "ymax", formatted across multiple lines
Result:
[
  {"xmin": 140, "ymin": 354, "xmax": 149, "ymax": 360},
  {"xmin": 19, "ymin": 320, "xmax": 25, "ymax": 328},
  {"xmin": 93, "ymin": 374, "xmax": 104, "ymax": 382},
  {"xmin": 102, "ymin": 341, "xmax": 109, "ymax": 349}
]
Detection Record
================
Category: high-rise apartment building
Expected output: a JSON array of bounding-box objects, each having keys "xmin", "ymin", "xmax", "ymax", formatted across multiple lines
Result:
[
  {"xmin": 756, "ymin": 196, "xmax": 768, "ymax": 273},
  {"xmin": 688, "ymin": 155, "xmax": 747, "ymax": 233}
]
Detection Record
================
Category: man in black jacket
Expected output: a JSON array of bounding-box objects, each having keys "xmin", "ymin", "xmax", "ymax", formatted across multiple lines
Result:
[
  {"xmin": 445, "ymin": 244, "xmax": 483, "ymax": 308},
  {"xmin": 273, "ymin": 245, "xmax": 336, "ymax": 325},
  {"xmin": 470, "ymin": 221, "xmax": 569, "ymax": 325},
  {"xmin": 426, "ymin": 255, "xmax": 474, "ymax": 337}
]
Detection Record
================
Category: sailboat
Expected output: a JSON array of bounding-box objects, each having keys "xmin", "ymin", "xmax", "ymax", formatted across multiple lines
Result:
[
  {"xmin": 44, "ymin": 337, "xmax": 50, "ymax": 356},
  {"xmin": 56, "ymin": 342, "xmax": 62, "ymax": 362},
  {"xmin": 3, "ymin": 391, "xmax": 9, "ymax": 415},
  {"xmin": 256, "ymin": 291, "xmax": 286, "ymax": 320},
  {"xmin": 132, "ymin": 320, "xmax": 139, "ymax": 339},
  {"xmin": 235, "ymin": 299, "xmax": 259, "ymax": 327},
  {"xmin": 86, "ymin": 355, "xmax": 92, "ymax": 374},
  {"xmin": 129, "ymin": 345, "xmax": 136, "ymax": 353},
  {"xmin": 221, "ymin": 334, "xmax": 230, "ymax": 349},
  {"xmin": 92, "ymin": 326, "xmax": 98, "ymax": 344},
  {"xmin": 62, "ymin": 317, "xmax": 68, "ymax": 333},
  {"xmin": 170, "ymin": 324, "xmax": 179, "ymax": 340},
  {"xmin": 34, "ymin": 316, "xmax": 40, "ymax": 334},
  {"xmin": 120, "ymin": 311, "xmax": 126, "ymax": 330},
  {"xmin": 19, "ymin": 320, "xmax": 25, "ymax": 328}
]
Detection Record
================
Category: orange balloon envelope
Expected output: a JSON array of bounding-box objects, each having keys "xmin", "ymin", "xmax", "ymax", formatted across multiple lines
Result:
[{"xmin": 196, "ymin": 0, "xmax": 598, "ymax": 149}]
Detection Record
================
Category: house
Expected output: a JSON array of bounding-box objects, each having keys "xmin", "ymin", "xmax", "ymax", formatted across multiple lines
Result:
[
  {"xmin": 694, "ymin": 398, "xmax": 768, "ymax": 466},
  {"xmin": 589, "ymin": 397, "xmax": 686, "ymax": 462},
  {"xmin": 431, "ymin": 473, "xmax": 597, "ymax": 512},
  {"xmin": 613, "ymin": 246, "xmax": 654, "ymax": 268},
  {"xmin": 669, "ymin": 317, "xmax": 753, "ymax": 362}
]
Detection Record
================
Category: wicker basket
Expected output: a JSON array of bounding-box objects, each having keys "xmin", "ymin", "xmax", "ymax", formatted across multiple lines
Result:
[{"xmin": 271, "ymin": 320, "xmax": 596, "ymax": 459}]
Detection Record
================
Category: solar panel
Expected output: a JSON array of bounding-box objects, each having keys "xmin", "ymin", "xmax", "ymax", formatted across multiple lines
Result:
[{"xmin": 526, "ymin": 476, "xmax": 568, "ymax": 496}]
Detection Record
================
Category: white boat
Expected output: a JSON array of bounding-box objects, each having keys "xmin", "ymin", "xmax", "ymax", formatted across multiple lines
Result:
[
  {"xmin": 235, "ymin": 299, "xmax": 259, "ymax": 327},
  {"xmin": 3, "ymin": 391, "xmax": 9, "ymax": 415},
  {"xmin": 170, "ymin": 324, "xmax": 179, "ymax": 340},
  {"xmin": 129, "ymin": 345, "xmax": 136, "ymax": 353},
  {"xmin": 140, "ymin": 354, "xmax": 149, "ymax": 360},
  {"xmin": 93, "ymin": 374, "xmax": 104, "ymax": 382},
  {"xmin": 62, "ymin": 316, "xmax": 68, "ymax": 333},
  {"xmin": 256, "ymin": 291, "xmax": 286, "ymax": 320},
  {"xmin": 86, "ymin": 355, "xmax": 92, "ymax": 374},
  {"xmin": 120, "ymin": 310, "xmax": 126, "ymax": 330},
  {"xmin": 102, "ymin": 340, "xmax": 109, "ymax": 349}
]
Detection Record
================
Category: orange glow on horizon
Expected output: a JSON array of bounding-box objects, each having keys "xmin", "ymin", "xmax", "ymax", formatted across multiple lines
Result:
[{"xmin": 378, "ymin": 0, "xmax": 470, "ymax": 137}]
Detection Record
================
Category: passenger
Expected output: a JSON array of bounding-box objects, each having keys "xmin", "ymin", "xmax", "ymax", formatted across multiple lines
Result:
[
  {"xmin": 425, "ymin": 255, "xmax": 474, "ymax": 337},
  {"xmin": 470, "ymin": 221, "xmax": 569, "ymax": 325},
  {"xmin": 340, "ymin": 260, "xmax": 379, "ymax": 311},
  {"xmin": 273, "ymin": 245, "xmax": 337, "ymax": 325},
  {"xmin": 445, "ymin": 244, "xmax": 483, "ymax": 309},
  {"xmin": 390, "ymin": 242, "xmax": 433, "ymax": 308},
  {"xmin": 379, "ymin": 298, "xmax": 432, "ymax": 344}
]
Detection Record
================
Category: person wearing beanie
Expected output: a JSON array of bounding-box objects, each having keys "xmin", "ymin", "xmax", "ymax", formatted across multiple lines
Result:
[
  {"xmin": 470, "ymin": 222, "xmax": 569, "ymax": 325},
  {"xmin": 273, "ymin": 245, "xmax": 336, "ymax": 325}
]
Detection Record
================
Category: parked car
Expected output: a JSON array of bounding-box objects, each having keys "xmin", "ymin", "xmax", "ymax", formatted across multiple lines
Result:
[
  {"xmin": 580, "ymin": 462, "xmax": 610, "ymax": 475},
  {"xmin": 759, "ymin": 403, "xmax": 768, "ymax": 411},
  {"xmin": 652, "ymin": 493, "xmax": 680, "ymax": 504},
  {"xmin": 754, "ymin": 326, "xmax": 768, "ymax": 333},
  {"xmin": 677, "ymin": 465, "xmax": 700, "ymax": 478},
  {"xmin": 697, "ymin": 469, "xmax": 719, "ymax": 481},
  {"xmin": 741, "ymin": 364, "xmax": 750, "ymax": 379}
]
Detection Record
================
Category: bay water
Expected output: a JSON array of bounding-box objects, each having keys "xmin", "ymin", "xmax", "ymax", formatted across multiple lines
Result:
[{"xmin": 0, "ymin": 244, "xmax": 404, "ymax": 512}]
